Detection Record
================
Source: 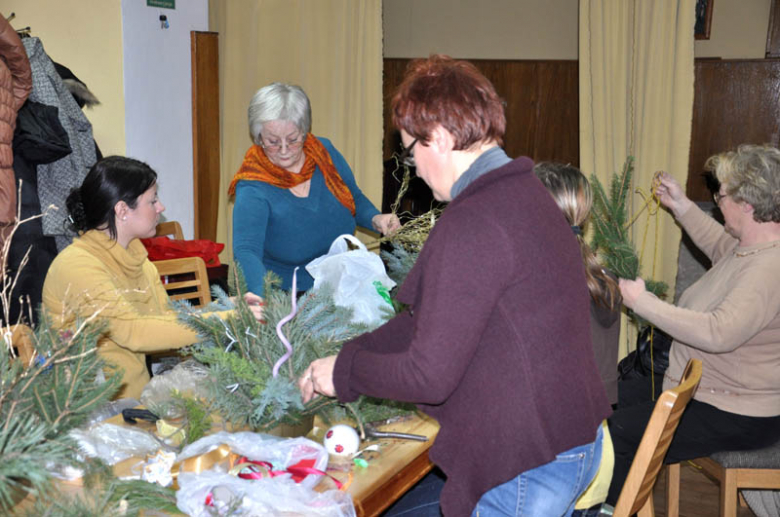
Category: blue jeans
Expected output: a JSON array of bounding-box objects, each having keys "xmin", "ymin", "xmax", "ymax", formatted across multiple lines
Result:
[
  {"xmin": 383, "ymin": 426, "xmax": 603, "ymax": 517},
  {"xmin": 471, "ymin": 425, "xmax": 603, "ymax": 517}
]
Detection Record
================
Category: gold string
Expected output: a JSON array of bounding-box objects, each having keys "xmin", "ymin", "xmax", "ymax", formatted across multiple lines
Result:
[{"xmin": 630, "ymin": 172, "xmax": 665, "ymax": 399}]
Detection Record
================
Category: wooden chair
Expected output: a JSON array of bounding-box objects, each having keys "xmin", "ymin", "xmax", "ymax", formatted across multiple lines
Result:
[
  {"xmin": 155, "ymin": 220, "xmax": 184, "ymax": 240},
  {"xmin": 613, "ymin": 359, "xmax": 703, "ymax": 517},
  {"xmin": 153, "ymin": 256, "xmax": 210, "ymax": 308},
  {"xmin": 665, "ymin": 442, "xmax": 780, "ymax": 517},
  {"xmin": 2, "ymin": 324, "xmax": 35, "ymax": 365}
]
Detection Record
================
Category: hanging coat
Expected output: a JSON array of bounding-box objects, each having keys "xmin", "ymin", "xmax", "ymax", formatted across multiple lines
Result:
[
  {"xmin": 6, "ymin": 100, "xmax": 69, "ymax": 325},
  {"xmin": 0, "ymin": 16, "xmax": 32, "ymax": 245},
  {"xmin": 22, "ymin": 37, "xmax": 96, "ymax": 251}
]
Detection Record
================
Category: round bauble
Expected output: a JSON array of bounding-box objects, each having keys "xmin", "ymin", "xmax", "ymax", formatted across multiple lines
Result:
[{"xmin": 323, "ymin": 424, "xmax": 361, "ymax": 456}]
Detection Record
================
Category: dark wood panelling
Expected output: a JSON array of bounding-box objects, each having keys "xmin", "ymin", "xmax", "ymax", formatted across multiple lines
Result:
[
  {"xmin": 382, "ymin": 59, "xmax": 579, "ymax": 164},
  {"xmin": 531, "ymin": 60, "xmax": 580, "ymax": 164},
  {"xmin": 687, "ymin": 59, "xmax": 780, "ymax": 200},
  {"xmin": 767, "ymin": 0, "xmax": 780, "ymax": 58},
  {"xmin": 384, "ymin": 58, "xmax": 780, "ymax": 207},
  {"xmin": 382, "ymin": 59, "xmax": 578, "ymax": 215},
  {"xmin": 191, "ymin": 31, "xmax": 220, "ymax": 241}
]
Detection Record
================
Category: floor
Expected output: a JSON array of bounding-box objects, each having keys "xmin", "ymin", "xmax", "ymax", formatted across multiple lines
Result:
[{"xmin": 652, "ymin": 462, "xmax": 757, "ymax": 516}]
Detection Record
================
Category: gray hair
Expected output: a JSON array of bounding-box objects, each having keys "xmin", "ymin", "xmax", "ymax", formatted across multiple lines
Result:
[
  {"xmin": 707, "ymin": 144, "xmax": 780, "ymax": 223},
  {"xmin": 248, "ymin": 82, "xmax": 312, "ymax": 144}
]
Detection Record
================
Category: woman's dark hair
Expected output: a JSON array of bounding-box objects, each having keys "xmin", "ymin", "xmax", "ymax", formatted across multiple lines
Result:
[{"xmin": 66, "ymin": 156, "xmax": 158, "ymax": 240}]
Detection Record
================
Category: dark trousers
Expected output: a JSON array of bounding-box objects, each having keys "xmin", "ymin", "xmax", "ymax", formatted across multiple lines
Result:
[
  {"xmin": 382, "ymin": 467, "xmax": 446, "ymax": 516},
  {"xmin": 606, "ymin": 375, "xmax": 780, "ymax": 505}
]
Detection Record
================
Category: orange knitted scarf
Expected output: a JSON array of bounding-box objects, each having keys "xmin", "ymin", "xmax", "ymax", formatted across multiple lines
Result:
[{"xmin": 228, "ymin": 134, "xmax": 356, "ymax": 215}]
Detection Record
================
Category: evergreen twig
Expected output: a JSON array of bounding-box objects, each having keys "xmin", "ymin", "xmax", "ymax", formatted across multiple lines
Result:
[{"xmin": 589, "ymin": 157, "xmax": 669, "ymax": 301}]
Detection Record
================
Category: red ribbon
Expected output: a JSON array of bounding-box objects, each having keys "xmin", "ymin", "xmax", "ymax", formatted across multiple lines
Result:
[
  {"xmin": 235, "ymin": 457, "xmax": 343, "ymax": 490},
  {"xmin": 205, "ymin": 456, "xmax": 344, "ymax": 506}
]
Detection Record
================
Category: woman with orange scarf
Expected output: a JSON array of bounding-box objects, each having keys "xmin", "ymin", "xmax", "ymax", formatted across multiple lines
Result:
[{"xmin": 230, "ymin": 82, "xmax": 399, "ymax": 296}]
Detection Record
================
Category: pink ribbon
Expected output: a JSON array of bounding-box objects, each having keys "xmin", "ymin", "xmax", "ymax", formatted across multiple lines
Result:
[{"xmin": 272, "ymin": 267, "xmax": 299, "ymax": 377}]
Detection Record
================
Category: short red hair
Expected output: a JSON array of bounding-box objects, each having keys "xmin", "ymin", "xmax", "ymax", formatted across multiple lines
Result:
[{"xmin": 391, "ymin": 55, "xmax": 506, "ymax": 150}]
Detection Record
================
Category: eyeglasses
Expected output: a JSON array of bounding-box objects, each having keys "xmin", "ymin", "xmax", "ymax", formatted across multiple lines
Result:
[
  {"xmin": 260, "ymin": 135, "xmax": 305, "ymax": 153},
  {"xmin": 399, "ymin": 138, "xmax": 418, "ymax": 167},
  {"xmin": 713, "ymin": 191, "xmax": 730, "ymax": 205}
]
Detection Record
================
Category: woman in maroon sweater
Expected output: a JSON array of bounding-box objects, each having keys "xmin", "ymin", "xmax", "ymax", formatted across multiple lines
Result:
[{"xmin": 299, "ymin": 56, "xmax": 611, "ymax": 516}]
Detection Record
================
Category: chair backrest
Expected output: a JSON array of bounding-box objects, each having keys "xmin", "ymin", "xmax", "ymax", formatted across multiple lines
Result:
[
  {"xmin": 153, "ymin": 256, "xmax": 210, "ymax": 308},
  {"xmin": 614, "ymin": 359, "xmax": 703, "ymax": 517},
  {"xmin": 2, "ymin": 324, "xmax": 35, "ymax": 366},
  {"xmin": 155, "ymin": 221, "xmax": 184, "ymax": 240}
]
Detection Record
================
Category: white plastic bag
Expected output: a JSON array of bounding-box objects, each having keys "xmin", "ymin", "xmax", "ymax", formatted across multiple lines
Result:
[
  {"xmin": 176, "ymin": 471, "xmax": 356, "ymax": 516},
  {"xmin": 178, "ymin": 431, "xmax": 328, "ymax": 490},
  {"xmin": 306, "ymin": 234, "xmax": 396, "ymax": 327}
]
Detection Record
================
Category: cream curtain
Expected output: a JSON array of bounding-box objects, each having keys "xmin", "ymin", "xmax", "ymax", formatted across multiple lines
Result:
[
  {"xmin": 209, "ymin": 0, "xmax": 384, "ymax": 265},
  {"xmin": 580, "ymin": 0, "xmax": 696, "ymax": 358}
]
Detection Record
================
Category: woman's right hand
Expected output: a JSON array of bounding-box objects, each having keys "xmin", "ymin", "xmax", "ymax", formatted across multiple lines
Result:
[
  {"xmin": 654, "ymin": 171, "xmax": 693, "ymax": 217},
  {"xmin": 243, "ymin": 292, "xmax": 265, "ymax": 322}
]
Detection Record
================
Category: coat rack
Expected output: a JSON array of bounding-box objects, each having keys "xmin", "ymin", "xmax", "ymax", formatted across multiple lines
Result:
[{"xmin": 6, "ymin": 12, "xmax": 31, "ymax": 37}]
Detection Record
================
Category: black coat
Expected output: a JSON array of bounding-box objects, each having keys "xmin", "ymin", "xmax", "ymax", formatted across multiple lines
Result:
[{"xmin": 6, "ymin": 100, "xmax": 69, "ymax": 325}]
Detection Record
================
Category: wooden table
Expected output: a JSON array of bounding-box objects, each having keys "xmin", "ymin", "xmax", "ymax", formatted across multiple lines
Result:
[
  {"xmin": 310, "ymin": 414, "xmax": 439, "ymax": 516},
  {"xmin": 13, "ymin": 412, "xmax": 439, "ymax": 516}
]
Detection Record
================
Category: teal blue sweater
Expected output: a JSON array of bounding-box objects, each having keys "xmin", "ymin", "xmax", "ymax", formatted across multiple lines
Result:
[{"xmin": 232, "ymin": 137, "xmax": 380, "ymax": 295}]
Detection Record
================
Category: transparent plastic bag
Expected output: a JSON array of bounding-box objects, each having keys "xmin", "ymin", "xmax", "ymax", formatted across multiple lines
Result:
[
  {"xmin": 176, "ymin": 471, "xmax": 355, "ymax": 516},
  {"xmin": 178, "ymin": 431, "xmax": 328, "ymax": 490},
  {"xmin": 140, "ymin": 359, "xmax": 211, "ymax": 414},
  {"xmin": 306, "ymin": 234, "xmax": 396, "ymax": 327},
  {"xmin": 69, "ymin": 422, "xmax": 163, "ymax": 465},
  {"xmin": 83, "ymin": 397, "xmax": 141, "ymax": 427}
]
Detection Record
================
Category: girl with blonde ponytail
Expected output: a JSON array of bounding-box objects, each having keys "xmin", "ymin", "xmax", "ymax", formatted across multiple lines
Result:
[{"xmin": 535, "ymin": 162, "xmax": 622, "ymax": 405}]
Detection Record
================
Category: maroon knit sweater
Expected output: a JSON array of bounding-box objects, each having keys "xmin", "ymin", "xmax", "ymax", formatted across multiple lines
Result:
[{"xmin": 334, "ymin": 156, "xmax": 611, "ymax": 515}]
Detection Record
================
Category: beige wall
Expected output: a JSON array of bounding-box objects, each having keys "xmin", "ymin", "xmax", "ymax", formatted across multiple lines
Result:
[
  {"xmin": 383, "ymin": 0, "xmax": 579, "ymax": 59},
  {"xmin": 2, "ymin": 1, "xmax": 125, "ymax": 156},
  {"xmin": 694, "ymin": 0, "xmax": 772, "ymax": 58},
  {"xmin": 384, "ymin": 0, "xmax": 772, "ymax": 60}
]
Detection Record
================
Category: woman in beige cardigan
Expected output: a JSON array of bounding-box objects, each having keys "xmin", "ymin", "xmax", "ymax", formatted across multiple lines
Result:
[
  {"xmin": 43, "ymin": 156, "xmax": 263, "ymax": 399},
  {"xmin": 607, "ymin": 144, "xmax": 780, "ymax": 505}
]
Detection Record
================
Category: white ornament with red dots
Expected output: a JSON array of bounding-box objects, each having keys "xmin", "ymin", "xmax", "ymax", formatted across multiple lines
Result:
[{"xmin": 323, "ymin": 424, "xmax": 361, "ymax": 456}]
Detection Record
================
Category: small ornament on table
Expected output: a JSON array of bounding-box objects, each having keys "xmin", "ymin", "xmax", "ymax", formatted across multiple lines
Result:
[{"xmin": 323, "ymin": 424, "xmax": 361, "ymax": 456}]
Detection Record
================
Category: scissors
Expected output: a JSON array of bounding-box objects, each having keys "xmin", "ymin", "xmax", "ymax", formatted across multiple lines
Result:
[{"xmin": 361, "ymin": 423, "xmax": 428, "ymax": 442}]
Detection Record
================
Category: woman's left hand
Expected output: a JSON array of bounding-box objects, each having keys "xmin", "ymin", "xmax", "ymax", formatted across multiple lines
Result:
[
  {"xmin": 298, "ymin": 355, "xmax": 337, "ymax": 403},
  {"xmin": 372, "ymin": 213, "xmax": 401, "ymax": 235},
  {"xmin": 619, "ymin": 277, "xmax": 646, "ymax": 310}
]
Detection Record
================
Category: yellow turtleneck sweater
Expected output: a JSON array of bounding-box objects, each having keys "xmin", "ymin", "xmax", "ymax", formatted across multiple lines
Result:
[{"xmin": 42, "ymin": 230, "xmax": 221, "ymax": 399}]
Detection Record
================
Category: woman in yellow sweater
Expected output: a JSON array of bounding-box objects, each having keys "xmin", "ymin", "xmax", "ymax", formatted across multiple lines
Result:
[{"xmin": 43, "ymin": 156, "xmax": 262, "ymax": 399}]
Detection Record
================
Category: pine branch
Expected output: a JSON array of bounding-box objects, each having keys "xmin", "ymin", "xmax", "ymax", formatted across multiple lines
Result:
[
  {"xmin": 589, "ymin": 157, "xmax": 668, "ymax": 301},
  {"xmin": 0, "ymin": 414, "xmax": 70, "ymax": 513},
  {"xmin": 177, "ymin": 271, "xmax": 408, "ymax": 431}
]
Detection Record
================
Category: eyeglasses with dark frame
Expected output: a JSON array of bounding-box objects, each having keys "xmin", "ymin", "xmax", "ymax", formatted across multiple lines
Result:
[
  {"xmin": 713, "ymin": 191, "xmax": 731, "ymax": 205},
  {"xmin": 399, "ymin": 138, "xmax": 418, "ymax": 167}
]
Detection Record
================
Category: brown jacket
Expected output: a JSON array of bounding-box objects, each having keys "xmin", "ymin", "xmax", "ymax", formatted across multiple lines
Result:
[{"xmin": 0, "ymin": 15, "xmax": 32, "ymax": 233}]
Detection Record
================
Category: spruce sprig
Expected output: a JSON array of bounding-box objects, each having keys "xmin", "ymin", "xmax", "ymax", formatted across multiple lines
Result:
[
  {"xmin": 589, "ymin": 157, "xmax": 669, "ymax": 299},
  {"xmin": 175, "ymin": 270, "xmax": 409, "ymax": 432},
  {"xmin": 18, "ymin": 477, "xmax": 182, "ymax": 516}
]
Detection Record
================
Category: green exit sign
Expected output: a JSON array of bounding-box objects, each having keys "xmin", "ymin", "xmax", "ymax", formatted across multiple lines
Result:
[{"xmin": 147, "ymin": 0, "xmax": 175, "ymax": 9}]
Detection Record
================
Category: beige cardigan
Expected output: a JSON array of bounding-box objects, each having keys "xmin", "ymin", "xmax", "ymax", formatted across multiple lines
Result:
[{"xmin": 633, "ymin": 205, "xmax": 780, "ymax": 417}]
